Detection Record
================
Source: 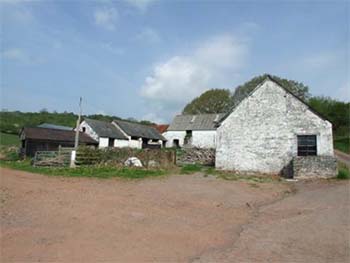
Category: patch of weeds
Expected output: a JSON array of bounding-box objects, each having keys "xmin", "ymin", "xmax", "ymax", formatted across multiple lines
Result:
[
  {"xmin": 180, "ymin": 164, "xmax": 204, "ymax": 174},
  {"xmin": 0, "ymin": 160, "xmax": 167, "ymax": 179},
  {"xmin": 337, "ymin": 167, "xmax": 349, "ymax": 180}
]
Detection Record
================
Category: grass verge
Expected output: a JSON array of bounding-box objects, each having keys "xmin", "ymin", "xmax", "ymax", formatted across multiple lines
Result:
[
  {"xmin": 337, "ymin": 164, "xmax": 349, "ymax": 180},
  {"xmin": 334, "ymin": 137, "xmax": 349, "ymax": 154},
  {"xmin": 0, "ymin": 160, "xmax": 167, "ymax": 179}
]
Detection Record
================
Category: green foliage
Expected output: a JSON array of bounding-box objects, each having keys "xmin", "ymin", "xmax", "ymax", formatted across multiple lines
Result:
[
  {"xmin": 0, "ymin": 146, "xmax": 21, "ymax": 161},
  {"xmin": 309, "ymin": 96, "xmax": 349, "ymax": 137},
  {"xmin": 180, "ymin": 164, "xmax": 204, "ymax": 174},
  {"xmin": 334, "ymin": 137, "xmax": 349, "ymax": 154},
  {"xmin": 232, "ymin": 74, "xmax": 310, "ymax": 106},
  {"xmin": 337, "ymin": 167, "xmax": 349, "ymax": 180},
  {"xmin": 183, "ymin": 89, "xmax": 232, "ymax": 114},
  {"xmin": 0, "ymin": 132, "xmax": 19, "ymax": 146},
  {"xmin": 0, "ymin": 160, "xmax": 166, "ymax": 179}
]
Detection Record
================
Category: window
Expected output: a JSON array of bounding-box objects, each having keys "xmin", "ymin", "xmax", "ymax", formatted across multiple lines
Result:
[
  {"xmin": 297, "ymin": 135, "xmax": 317, "ymax": 156},
  {"xmin": 82, "ymin": 127, "xmax": 86, "ymax": 133}
]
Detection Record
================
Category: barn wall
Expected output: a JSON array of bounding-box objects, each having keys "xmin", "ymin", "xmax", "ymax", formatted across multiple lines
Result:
[
  {"xmin": 163, "ymin": 131, "xmax": 186, "ymax": 147},
  {"xmin": 114, "ymin": 139, "xmax": 129, "ymax": 148},
  {"xmin": 192, "ymin": 130, "xmax": 217, "ymax": 149},
  {"xmin": 164, "ymin": 130, "xmax": 216, "ymax": 148},
  {"xmin": 99, "ymin": 137, "xmax": 109, "ymax": 148},
  {"xmin": 216, "ymin": 80, "xmax": 334, "ymax": 174},
  {"xmin": 129, "ymin": 138, "xmax": 142, "ymax": 149},
  {"xmin": 79, "ymin": 121, "xmax": 99, "ymax": 142}
]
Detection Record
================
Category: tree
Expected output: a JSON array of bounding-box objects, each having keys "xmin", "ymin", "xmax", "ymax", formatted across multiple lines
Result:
[
  {"xmin": 308, "ymin": 96, "xmax": 349, "ymax": 136},
  {"xmin": 231, "ymin": 74, "xmax": 310, "ymax": 106},
  {"xmin": 182, "ymin": 89, "xmax": 232, "ymax": 114}
]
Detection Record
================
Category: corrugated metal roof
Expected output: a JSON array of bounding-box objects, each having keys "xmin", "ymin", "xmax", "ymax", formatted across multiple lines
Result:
[
  {"xmin": 167, "ymin": 113, "xmax": 224, "ymax": 131},
  {"xmin": 38, "ymin": 123, "xmax": 73, "ymax": 131},
  {"xmin": 21, "ymin": 127, "xmax": 98, "ymax": 144},
  {"xmin": 113, "ymin": 120, "xmax": 166, "ymax": 141},
  {"xmin": 84, "ymin": 119, "xmax": 127, "ymax": 140}
]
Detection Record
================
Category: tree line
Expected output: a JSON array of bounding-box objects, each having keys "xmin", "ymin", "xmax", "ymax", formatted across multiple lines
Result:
[
  {"xmin": 182, "ymin": 74, "xmax": 349, "ymax": 138},
  {"xmin": 0, "ymin": 111, "xmax": 155, "ymax": 135}
]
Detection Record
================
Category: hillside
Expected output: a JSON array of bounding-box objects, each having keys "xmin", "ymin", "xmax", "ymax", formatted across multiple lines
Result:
[{"xmin": 0, "ymin": 111, "xmax": 155, "ymax": 135}]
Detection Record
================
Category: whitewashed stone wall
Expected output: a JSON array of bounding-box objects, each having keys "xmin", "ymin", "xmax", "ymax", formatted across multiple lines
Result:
[
  {"xmin": 164, "ymin": 131, "xmax": 186, "ymax": 147},
  {"xmin": 164, "ymin": 130, "xmax": 216, "ymax": 148},
  {"xmin": 79, "ymin": 121, "xmax": 99, "ymax": 142},
  {"xmin": 99, "ymin": 137, "xmax": 109, "ymax": 148},
  {"xmin": 216, "ymin": 80, "xmax": 334, "ymax": 174},
  {"xmin": 192, "ymin": 130, "xmax": 217, "ymax": 148},
  {"xmin": 114, "ymin": 139, "xmax": 129, "ymax": 148}
]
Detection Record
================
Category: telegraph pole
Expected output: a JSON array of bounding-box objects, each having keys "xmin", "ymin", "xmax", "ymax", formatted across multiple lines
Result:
[{"xmin": 70, "ymin": 97, "xmax": 82, "ymax": 168}]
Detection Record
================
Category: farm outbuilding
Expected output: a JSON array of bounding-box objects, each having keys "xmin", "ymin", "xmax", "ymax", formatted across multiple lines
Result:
[
  {"xmin": 216, "ymin": 75, "xmax": 335, "ymax": 176},
  {"xmin": 20, "ymin": 127, "xmax": 98, "ymax": 157}
]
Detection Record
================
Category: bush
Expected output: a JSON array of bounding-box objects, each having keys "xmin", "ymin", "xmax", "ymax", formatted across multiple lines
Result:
[{"xmin": 0, "ymin": 146, "xmax": 20, "ymax": 161}]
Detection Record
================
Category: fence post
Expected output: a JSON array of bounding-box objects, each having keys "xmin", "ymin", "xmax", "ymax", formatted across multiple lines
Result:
[{"xmin": 70, "ymin": 150, "xmax": 76, "ymax": 168}]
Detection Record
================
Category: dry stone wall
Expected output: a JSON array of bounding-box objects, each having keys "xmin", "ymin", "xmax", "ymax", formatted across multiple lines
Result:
[{"xmin": 292, "ymin": 156, "xmax": 337, "ymax": 178}]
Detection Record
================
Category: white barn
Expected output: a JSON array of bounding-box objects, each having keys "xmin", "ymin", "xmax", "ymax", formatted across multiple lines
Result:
[
  {"xmin": 79, "ymin": 118, "xmax": 128, "ymax": 148},
  {"xmin": 216, "ymin": 76, "xmax": 334, "ymax": 174},
  {"xmin": 164, "ymin": 113, "xmax": 224, "ymax": 148},
  {"xmin": 79, "ymin": 118, "xmax": 166, "ymax": 149}
]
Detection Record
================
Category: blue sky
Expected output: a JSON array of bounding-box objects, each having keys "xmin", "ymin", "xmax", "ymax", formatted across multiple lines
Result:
[{"xmin": 1, "ymin": 0, "xmax": 349, "ymax": 123}]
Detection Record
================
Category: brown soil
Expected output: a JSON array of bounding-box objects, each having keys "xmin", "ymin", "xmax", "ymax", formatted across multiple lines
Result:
[{"xmin": 1, "ymin": 168, "xmax": 349, "ymax": 262}]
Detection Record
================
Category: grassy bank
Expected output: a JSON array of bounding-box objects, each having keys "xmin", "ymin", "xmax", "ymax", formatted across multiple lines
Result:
[
  {"xmin": 334, "ymin": 137, "xmax": 349, "ymax": 154},
  {"xmin": 0, "ymin": 132, "xmax": 19, "ymax": 147},
  {"xmin": 0, "ymin": 160, "xmax": 167, "ymax": 179}
]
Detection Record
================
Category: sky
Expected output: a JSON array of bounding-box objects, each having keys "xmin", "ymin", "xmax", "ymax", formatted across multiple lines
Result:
[{"xmin": 1, "ymin": 0, "xmax": 349, "ymax": 123}]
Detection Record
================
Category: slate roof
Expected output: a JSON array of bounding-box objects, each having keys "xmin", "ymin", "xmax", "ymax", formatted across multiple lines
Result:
[
  {"xmin": 84, "ymin": 119, "xmax": 127, "ymax": 140},
  {"xmin": 38, "ymin": 123, "xmax": 73, "ymax": 131},
  {"xmin": 113, "ymin": 120, "xmax": 166, "ymax": 141},
  {"xmin": 167, "ymin": 113, "xmax": 225, "ymax": 131},
  {"xmin": 21, "ymin": 127, "xmax": 98, "ymax": 144}
]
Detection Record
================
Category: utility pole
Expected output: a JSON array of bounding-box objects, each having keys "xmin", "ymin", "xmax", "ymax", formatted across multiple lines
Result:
[{"xmin": 70, "ymin": 97, "xmax": 82, "ymax": 168}]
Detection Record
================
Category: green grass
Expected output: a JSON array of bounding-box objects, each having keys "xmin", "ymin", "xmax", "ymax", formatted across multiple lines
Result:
[
  {"xmin": 180, "ymin": 164, "xmax": 204, "ymax": 174},
  {"xmin": 0, "ymin": 160, "xmax": 167, "ymax": 179},
  {"xmin": 334, "ymin": 137, "xmax": 349, "ymax": 154},
  {"xmin": 337, "ymin": 166, "xmax": 350, "ymax": 180},
  {"xmin": 0, "ymin": 132, "xmax": 19, "ymax": 146}
]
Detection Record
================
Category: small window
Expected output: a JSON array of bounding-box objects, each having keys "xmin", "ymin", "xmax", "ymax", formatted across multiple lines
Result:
[
  {"xmin": 82, "ymin": 127, "xmax": 86, "ymax": 133},
  {"xmin": 297, "ymin": 135, "xmax": 317, "ymax": 156}
]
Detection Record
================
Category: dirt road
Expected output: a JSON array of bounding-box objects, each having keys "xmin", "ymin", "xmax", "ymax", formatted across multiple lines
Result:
[{"xmin": 1, "ymin": 168, "xmax": 349, "ymax": 263}]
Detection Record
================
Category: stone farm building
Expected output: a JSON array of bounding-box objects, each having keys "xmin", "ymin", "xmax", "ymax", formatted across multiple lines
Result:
[
  {"xmin": 79, "ymin": 118, "xmax": 166, "ymax": 149},
  {"xmin": 164, "ymin": 113, "xmax": 224, "ymax": 148},
  {"xmin": 216, "ymin": 76, "xmax": 335, "ymax": 176}
]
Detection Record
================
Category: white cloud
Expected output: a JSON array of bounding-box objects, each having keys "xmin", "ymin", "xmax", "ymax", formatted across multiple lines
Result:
[
  {"xmin": 94, "ymin": 7, "xmax": 118, "ymax": 30},
  {"xmin": 136, "ymin": 27, "xmax": 161, "ymax": 44},
  {"xmin": 2, "ymin": 48, "xmax": 25, "ymax": 61},
  {"xmin": 140, "ymin": 34, "xmax": 248, "ymax": 119},
  {"xmin": 124, "ymin": 0, "xmax": 156, "ymax": 12}
]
